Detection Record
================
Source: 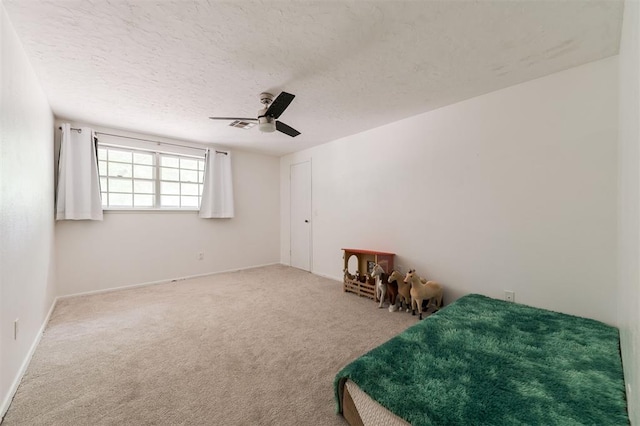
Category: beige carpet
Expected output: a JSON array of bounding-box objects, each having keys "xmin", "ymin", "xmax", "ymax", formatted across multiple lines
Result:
[{"xmin": 3, "ymin": 265, "xmax": 417, "ymax": 425}]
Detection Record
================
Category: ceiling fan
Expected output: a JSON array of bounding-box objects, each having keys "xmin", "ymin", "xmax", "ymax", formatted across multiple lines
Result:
[{"xmin": 209, "ymin": 91, "xmax": 301, "ymax": 137}]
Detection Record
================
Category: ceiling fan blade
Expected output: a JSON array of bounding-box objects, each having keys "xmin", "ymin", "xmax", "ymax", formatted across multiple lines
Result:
[
  {"xmin": 209, "ymin": 117, "xmax": 258, "ymax": 122},
  {"xmin": 265, "ymin": 92, "xmax": 295, "ymax": 119},
  {"xmin": 276, "ymin": 121, "xmax": 301, "ymax": 137}
]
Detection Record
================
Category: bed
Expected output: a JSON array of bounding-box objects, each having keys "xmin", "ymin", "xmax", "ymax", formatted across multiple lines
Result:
[{"xmin": 334, "ymin": 294, "xmax": 629, "ymax": 425}]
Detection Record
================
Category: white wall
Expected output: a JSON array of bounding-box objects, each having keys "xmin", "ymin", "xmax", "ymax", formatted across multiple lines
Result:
[
  {"xmin": 55, "ymin": 123, "xmax": 280, "ymax": 296},
  {"xmin": 0, "ymin": 2, "xmax": 56, "ymax": 416},
  {"xmin": 281, "ymin": 57, "xmax": 618, "ymax": 325},
  {"xmin": 617, "ymin": 0, "xmax": 640, "ymax": 422}
]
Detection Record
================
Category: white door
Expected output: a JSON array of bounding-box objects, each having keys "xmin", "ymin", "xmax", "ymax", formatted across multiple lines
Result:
[{"xmin": 290, "ymin": 161, "xmax": 312, "ymax": 271}]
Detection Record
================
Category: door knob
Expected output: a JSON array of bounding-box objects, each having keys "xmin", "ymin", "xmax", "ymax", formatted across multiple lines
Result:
[{"xmin": 304, "ymin": 220, "xmax": 309, "ymax": 223}]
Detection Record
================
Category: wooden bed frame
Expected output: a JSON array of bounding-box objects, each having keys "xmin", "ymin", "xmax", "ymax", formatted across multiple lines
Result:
[{"xmin": 341, "ymin": 385, "xmax": 364, "ymax": 426}]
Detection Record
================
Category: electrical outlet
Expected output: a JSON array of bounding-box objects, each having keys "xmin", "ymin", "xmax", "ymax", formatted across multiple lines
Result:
[
  {"xmin": 13, "ymin": 318, "xmax": 18, "ymax": 340},
  {"xmin": 198, "ymin": 252, "xmax": 204, "ymax": 260},
  {"xmin": 504, "ymin": 291, "xmax": 515, "ymax": 302}
]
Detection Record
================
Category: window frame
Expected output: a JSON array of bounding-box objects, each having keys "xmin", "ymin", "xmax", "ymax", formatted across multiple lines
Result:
[{"xmin": 97, "ymin": 143, "xmax": 206, "ymax": 212}]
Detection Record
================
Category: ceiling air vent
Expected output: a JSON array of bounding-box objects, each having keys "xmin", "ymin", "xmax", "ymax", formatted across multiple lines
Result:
[{"xmin": 229, "ymin": 120, "xmax": 256, "ymax": 129}]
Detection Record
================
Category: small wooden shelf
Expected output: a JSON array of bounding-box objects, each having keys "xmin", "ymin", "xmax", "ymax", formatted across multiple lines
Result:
[{"xmin": 342, "ymin": 248, "xmax": 395, "ymax": 300}]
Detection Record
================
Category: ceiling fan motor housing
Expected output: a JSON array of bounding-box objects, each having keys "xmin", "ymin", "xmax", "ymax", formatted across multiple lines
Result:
[{"xmin": 258, "ymin": 108, "xmax": 276, "ymax": 133}]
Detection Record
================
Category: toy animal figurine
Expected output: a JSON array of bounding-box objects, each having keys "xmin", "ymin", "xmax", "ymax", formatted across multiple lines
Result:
[
  {"xmin": 387, "ymin": 275, "xmax": 398, "ymax": 309},
  {"xmin": 388, "ymin": 270, "xmax": 411, "ymax": 312},
  {"xmin": 343, "ymin": 268, "xmax": 355, "ymax": 281},
  {"xmin": 404, "ymin": 269, "xmax": 443, "ymax": 320},
  {"xmin": 371, "ymin": 263, "xmax": 395, "ymax": 308}
]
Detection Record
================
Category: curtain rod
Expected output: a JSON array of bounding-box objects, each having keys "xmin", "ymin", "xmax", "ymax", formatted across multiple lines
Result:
[
  {"xmin": 95, "ymin": 131, "xmax": 209, "ymax": 152},
  {"xmin": 59, "ymin": 126, "xmax": 82, "ymax": 132},
  {"xmin": 58, "ymin": 127, "xmax": 227, "ymax": 154}
]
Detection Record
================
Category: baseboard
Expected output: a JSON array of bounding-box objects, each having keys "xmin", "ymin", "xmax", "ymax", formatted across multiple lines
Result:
[
  {"xmin": 1, "ymin": 297, "xmax": 58, "ymax": 420},
  {"xmin": 57, "ymin": 262, "xmax": 282, "ymax": 300}
]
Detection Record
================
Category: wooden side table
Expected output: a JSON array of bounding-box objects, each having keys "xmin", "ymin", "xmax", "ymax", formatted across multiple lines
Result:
[{"xmin": 342, "ymin": 248, "xmax": 395, "ymax": 300}]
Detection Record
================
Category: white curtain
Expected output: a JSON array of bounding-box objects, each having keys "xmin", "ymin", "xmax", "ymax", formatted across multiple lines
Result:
[
  {"xmin": 55, "ymin": 124, "xmax": 103, "ymax": 220},
  {"xmin": 199, "ymin": 149, "xmax": 234, "ymax": 218}
]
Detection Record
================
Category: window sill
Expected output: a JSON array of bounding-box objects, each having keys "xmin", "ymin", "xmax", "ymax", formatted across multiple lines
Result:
[{"xmin": 103, "ymin": 208, "xmax": 199, "ymax": 214}]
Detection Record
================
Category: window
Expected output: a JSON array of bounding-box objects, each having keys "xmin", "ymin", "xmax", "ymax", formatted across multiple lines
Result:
[{"xmin": 98, "ymin": 145, "xmax": 205, "ymax": 209}]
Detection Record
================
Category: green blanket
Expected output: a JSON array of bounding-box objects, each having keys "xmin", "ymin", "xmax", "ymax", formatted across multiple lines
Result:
[{"xmin": 334, "ymin": 294, "xmax": 628, "ymax": 425}]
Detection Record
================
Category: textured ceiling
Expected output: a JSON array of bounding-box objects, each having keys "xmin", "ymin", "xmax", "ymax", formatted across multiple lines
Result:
[{"xmin": 4, "ymin": 0, "xmax": 623, "ymax": 156}]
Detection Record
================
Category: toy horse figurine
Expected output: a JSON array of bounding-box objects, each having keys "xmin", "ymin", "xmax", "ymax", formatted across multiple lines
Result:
[
  {"xmin": 371, "ymin": 263, "xmax": 387, "ymax": 308},
  {"xmin": 404, "ymin": 269, "xmax": 443, "ymax": 320},
  {"xmin": 343, "ymin": 268, "xmax": 355, "ymax": 281},
  {"xmin": 371, "ymin": 263, "xmax": 397, "ymax": 309},
  {"xmin": 388, "ymin": 270, "xmax": 411, "ymax": 312},
  {"xmin": 355, "ymin": 271, "xmax": 368, "ymax": 283}
]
